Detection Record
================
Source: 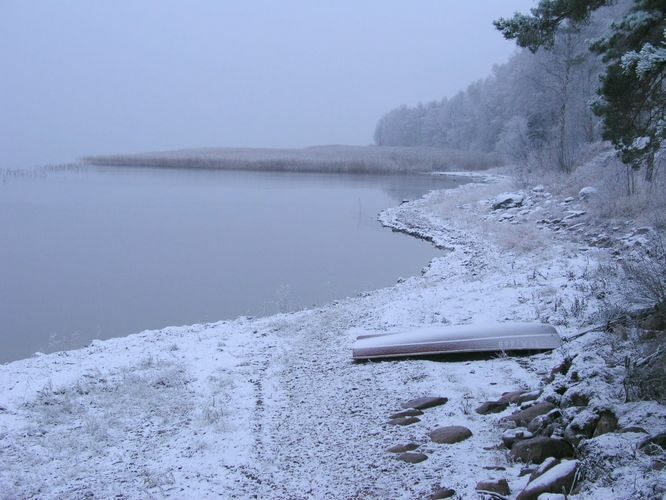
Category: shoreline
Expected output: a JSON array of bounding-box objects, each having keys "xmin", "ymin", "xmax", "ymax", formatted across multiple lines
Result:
[{"xmin": 1, "ymin": 170, "xmax": 663, "ymax": 498}]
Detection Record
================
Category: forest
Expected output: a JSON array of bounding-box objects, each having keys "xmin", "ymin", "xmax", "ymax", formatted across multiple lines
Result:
[{"xmin": 374, "ymin": 0, "xmax": 664, "ymax": 192}]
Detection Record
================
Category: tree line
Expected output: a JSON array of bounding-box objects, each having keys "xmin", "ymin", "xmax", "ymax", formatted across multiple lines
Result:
[{"xmin": 375, "ymin": 0, "xmax": 664, "ymax": 184}]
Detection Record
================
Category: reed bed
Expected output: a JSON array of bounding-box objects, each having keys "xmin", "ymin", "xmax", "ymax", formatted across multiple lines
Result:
[{"xmin": 82, "ymin": 145, "xmax": 503, "ymax": 174}]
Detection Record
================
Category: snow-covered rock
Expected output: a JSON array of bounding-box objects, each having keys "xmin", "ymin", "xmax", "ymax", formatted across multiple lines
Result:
[
  {"xmin": 509, "ymin": 401, "xmax": 556, "ymax": 426},
  {"xmin": 516, "ymin": 460, "xmax": 579, "ymax": 500},
  {"xmin": 429, "ymin": 426, "xmax": 473, "ymax": 444},
  {"xmin": 578, "ymin": 186, "xmax": 598, "ymax": 201},
  {"xmin": 492, "ymin": 192, "xmax": 525, "ymax": 209},
  {"xmin": 502, "ymin": 427, "xmax": 534, "ymax": 448},
  {"xmin": 476, "ymin": 478, "xmax": 510, "ymax": 496},
  {"xmin": 511, "ymin": 437, "xmax": 575, "ymax": 463},
  {"xmin": 401, "ymin": 396, "xmax": 448, "ymax": 410}
]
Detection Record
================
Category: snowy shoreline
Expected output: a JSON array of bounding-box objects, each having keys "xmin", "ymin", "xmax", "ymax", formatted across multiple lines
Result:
[{"xmin": 1, "ymin": 171, "xmax": 664, "ymax": 499}]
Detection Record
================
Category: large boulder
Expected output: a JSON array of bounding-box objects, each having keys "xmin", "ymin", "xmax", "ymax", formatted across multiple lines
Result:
[
  {"xmin": 429, "ymin": 425, "xmax": 473, "ymax": 444},
  {"xmin": 511, "ymin": 437, "xmax": 574, "ymax": 464},
  {"xmin": 516, "ymin": 460, "xmax": 579, "ymax": 500}
]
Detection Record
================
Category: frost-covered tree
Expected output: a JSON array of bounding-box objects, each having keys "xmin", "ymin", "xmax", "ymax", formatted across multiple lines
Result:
[
  {"xmin": 495, "ymin": 0, "xmax": 666, "ymax": 180},
  {"xmin": 374, "ymin": 6, "xmax": 609, "ymax": 167}
]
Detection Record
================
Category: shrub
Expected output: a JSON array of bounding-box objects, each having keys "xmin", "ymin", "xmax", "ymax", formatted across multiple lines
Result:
[{"xmin": 621, "ymin": 233, "xmax": 666, "ymax": 306}]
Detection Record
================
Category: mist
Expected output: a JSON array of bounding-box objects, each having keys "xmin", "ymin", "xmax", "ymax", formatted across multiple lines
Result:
[{"xmin": 1, "ymin": 0, "xmax": 534, "ymax": 168}]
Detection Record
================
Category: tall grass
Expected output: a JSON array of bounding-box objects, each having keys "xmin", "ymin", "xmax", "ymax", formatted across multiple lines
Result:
[{"xmin": 82, "ymin": 145, "xmax": 503, "ymax": 174}]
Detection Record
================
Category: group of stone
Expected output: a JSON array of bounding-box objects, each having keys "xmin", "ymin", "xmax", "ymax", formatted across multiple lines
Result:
[
  {"xmin": 383, "ymin": 388, "xmax": 586, "ymax": 499},
  {"xmin": 476, "ymin": 389, "xmax": 580, "ymax": 499},
  {"xmin": 384, "ymin": 396, "xmax": 469, "ymax": 499}
]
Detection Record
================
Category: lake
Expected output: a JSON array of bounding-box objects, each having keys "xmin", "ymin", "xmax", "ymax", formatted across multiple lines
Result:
[{"xmin": 0, "ymin": 166, "xmax": 465, "ymax": 362}]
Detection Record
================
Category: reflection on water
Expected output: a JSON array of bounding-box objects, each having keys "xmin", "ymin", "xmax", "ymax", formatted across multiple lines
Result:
[{"xmin": 0, "ymin": 166, "xmax": 465, "ymax": 362}]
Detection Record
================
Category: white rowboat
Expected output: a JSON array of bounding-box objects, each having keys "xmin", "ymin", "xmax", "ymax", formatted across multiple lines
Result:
[{"xmin": 352, "ymin": 322, "xmax": 561, "ymax": 360}]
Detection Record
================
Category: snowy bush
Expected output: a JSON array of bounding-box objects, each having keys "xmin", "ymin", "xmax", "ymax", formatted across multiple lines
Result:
[{"xmin": 621, "ymin": 233, "xmax": 666, "ymax": 306}]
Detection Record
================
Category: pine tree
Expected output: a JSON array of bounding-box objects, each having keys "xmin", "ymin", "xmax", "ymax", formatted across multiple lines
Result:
[{"xmin": 495, "ymin": 0, "xmax": 665, "ymax": 180}]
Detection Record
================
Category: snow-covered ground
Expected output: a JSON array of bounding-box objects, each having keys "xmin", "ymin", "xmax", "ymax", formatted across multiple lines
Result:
[{"xmin": 1, "ymin": 170, "xmax": 664, "ymax": 499}]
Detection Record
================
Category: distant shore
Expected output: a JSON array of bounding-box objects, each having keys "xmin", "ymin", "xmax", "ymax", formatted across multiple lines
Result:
[{"xmin": 82, "ymin": 145, "xmax": 503, "ymax": 175}]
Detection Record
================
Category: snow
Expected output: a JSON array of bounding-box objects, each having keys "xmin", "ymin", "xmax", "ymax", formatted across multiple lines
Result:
[
  {"xmin": 523, "ymin": 459, "xmax": 578, "ymax": 493},
  {"xmin": 0, "ymin": 170, "xmax": 664, "ymax": 498}
]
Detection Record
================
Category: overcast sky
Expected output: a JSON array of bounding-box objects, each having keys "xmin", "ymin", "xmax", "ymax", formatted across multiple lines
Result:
[{"xmin": 1, "ymin": 0, "xmax": 534, "ymax": 168}]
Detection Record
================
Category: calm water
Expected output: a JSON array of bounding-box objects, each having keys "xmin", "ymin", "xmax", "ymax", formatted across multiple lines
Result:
[{"xmin": 0, "ymin": 166, "xmax": 465, "ymax": 362}]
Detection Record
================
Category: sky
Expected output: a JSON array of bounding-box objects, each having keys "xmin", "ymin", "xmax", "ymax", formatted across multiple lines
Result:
[{"xmin": 0, "ymin": 0, "xmax": 535, "ymax": 168}]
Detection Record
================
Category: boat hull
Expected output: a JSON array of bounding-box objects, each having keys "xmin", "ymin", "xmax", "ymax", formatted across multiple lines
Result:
[{"xmin": 352, "ymin": 323, "xmax": 561, "ymax": 360}]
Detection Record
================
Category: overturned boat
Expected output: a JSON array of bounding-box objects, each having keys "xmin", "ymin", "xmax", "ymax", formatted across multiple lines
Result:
[{"xmin": 352, "ymin": 322, "xmax": 561, "ymax": 360}]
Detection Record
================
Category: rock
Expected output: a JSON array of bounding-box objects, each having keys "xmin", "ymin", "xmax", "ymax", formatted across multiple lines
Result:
[
  {"xmin": 516, "ymin": 460, "xmax": 579, "ymax": 500},
  {"xmin": 402, "ymin": 397, "xmax": 448, "ymax": 410},
  {"xmin": 564, "ymin": 414, "xmax": 599, "ymax": 446},
  {"xmin": 563, "ymin": 210, "xmax": 586, "ymax": 221},
  {"xmin": 389, "ymin": 409, "xmax": 423, "ymax": 419},
  {"xmin": 563, "ymin": 197, "xmax": 575, "ymax": 204},
  {"xmin": 527, "ymin": 409, "xmax": 562, "ymax": 434},
  {"xmin": 388, "ymin": 416, "xmax": 420, "ymax": 426},
  {"xmin": 493, "ymin": 192, "xmax": 525, "ymax": 210},
  {"xmin": 429, "ymin": 425, "xmax": 473, "ymax": 444},
  {"xmin": 578, "ymin": 186, "xmax": 598, "ymax": 201},
  {"xmin": 386, "ymin": 443, "xmax": 419, "ymax": 453},
  {"xmin": 430, "ymin": 487, "xmax": 456, "ymax": 499},
  {"xmin": 397, "ymin": 452, "xmax": 428, "ymax": 464},
  {"xmin": 502, "ymin": 427, "xmax": 534, "ymax": 449},
  {"xmin": 477, "ymin": 390, "xmax": 542, "ymax": 415},
  {"xmin": 476, "ymin": 400, "xmax": 510, "ymax": 415},
  {"xmin": 592, "ymin": 411, "xmax": 618, "ymax": 437},
  {"xmin": 510, "ymin": 402, "xmax": 556, "ymax": 427},
  {"xmin": 501, "ymin": 389, "xmax": 541, "ymax": 404},
  {"xmin": 511, "ymin": 437, "xmax": 574, "ymax": 464},
  {"xmin": 620, "ymin": 426, "xmax": 648, "ymax": 434},
  {"xmin": 476, "ymin": 478, "xmax": 510, "ymax": 496},
  {"xmin": 640, "ymin": 432, "xmax": 666, "ymax": 455},
  {"xmin": 633, "ymin": 226, "xmax": 651, "ymax": 235},
  {"xmin": 590, "ymin": 235, "xmax": 612, "ymax": 248},
  {"xmin": 519, "ymin": 466, "xmax": 537, "ymax": 477},
  {"xmin": 527, "ymin": 415, "xmax": 550, "ymax": 435},
  {"xmin": 532, "ymin": 185, "xmax": 545, "ymax": 193},
  {"xmin": 528, "ymin": 457, "xmax": 560, "ymax": 483},
  {"xmin": 561, "ymin": 390, "xmax": 589, "ymax": 408}
]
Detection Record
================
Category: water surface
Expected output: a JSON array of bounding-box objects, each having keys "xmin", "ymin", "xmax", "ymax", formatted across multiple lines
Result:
[{"xmin": 0, "ymin": 166, "xmax": 465, "ymax": 362}]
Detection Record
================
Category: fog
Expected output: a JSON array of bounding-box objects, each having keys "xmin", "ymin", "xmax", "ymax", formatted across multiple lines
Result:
[{"xmin": 1, "ymin": 0, "xmax": 534, "ymax": 168}]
